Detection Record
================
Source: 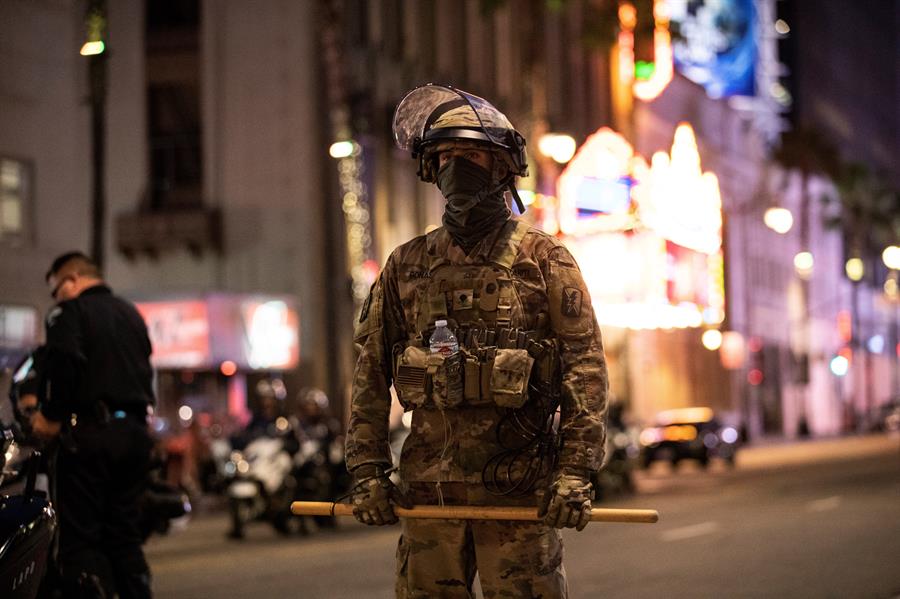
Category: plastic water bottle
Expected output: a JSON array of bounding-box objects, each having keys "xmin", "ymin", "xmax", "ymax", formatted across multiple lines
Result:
[{"xmin": 429, "ymin": 319, "xmax": 459, "ymax": 356}]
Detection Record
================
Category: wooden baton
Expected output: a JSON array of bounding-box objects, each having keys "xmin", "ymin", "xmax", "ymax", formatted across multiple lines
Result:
[{"xmin": 291, "ymin": 501, "xmax": 659, "ymax": 523}]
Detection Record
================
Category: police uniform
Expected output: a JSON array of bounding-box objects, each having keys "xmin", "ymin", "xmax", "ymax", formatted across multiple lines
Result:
[
  {"xmin": 43, "ymin": 284, "xmax": 155, "ymax": 598},
  {"xmin": 347, "ymin": 217, "xmax": 609, "ymax": 598}
]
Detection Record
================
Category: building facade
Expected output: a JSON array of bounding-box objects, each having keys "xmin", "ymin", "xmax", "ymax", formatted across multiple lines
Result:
[{"xmin": 1, "ymin": 0, "xmax": 895, "ymax": 438}]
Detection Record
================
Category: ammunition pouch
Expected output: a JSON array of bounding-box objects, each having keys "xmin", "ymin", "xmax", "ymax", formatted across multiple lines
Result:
[
  {"xmin": 393, "ymin": 329, "xmax": 556, "ymax": 411},
  {"xmin": 490, "ymin": 348, "xmax": 534, "ymax": 409}
]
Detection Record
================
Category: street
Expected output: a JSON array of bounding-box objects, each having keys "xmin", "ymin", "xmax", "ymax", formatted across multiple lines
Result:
[{"xmin": 146, "ymin": 434, "xmax": 900, "ymax": 599}]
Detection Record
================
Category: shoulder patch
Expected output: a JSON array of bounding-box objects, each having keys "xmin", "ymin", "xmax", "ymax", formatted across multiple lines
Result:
[
  {"xmin": 354, "ymin": 279, "xmax": 384, "ymax": 342},
  {"xmin": 561, "ymin": 287, "xmax": 583, "ymax": 317},
  {"xmin": 46, "ymin": 306, "xmax": 63, "ymax": 328},
  {"xmin": 359, "ymin": 289, "xmax": 373, "ymax": 324}
]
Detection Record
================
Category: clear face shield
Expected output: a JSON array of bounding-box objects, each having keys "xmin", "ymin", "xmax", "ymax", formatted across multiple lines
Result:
[{"xmin": 392, "ymin": 84, "xmax": 528, "ymax": 211}]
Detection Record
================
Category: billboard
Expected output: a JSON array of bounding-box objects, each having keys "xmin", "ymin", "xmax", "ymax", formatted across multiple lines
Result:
[
  {"xmin": 135, "ymin": 294, "xmax": 299, "ymax": 371},
  {"xmin": 136, "ymin": 300, "xmax": 211, "ymax": 369},
  {"xmin": 669, "ymin": 0, "xmax": 757, "ymax": 98}
]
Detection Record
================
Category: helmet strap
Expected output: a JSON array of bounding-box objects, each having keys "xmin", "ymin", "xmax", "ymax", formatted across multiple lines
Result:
[{"xmin": 507, "ymin": 181, "xmax": 526, "ymax": 214}]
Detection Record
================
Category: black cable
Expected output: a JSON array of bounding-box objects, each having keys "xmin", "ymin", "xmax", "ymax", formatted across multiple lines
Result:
[
  {"xmin": 482, "ymin": 392, "xmax": 560, "ymax": 496},
  {"xmin": 332, "ymin": 465, "xmax": 399, "ymax": 505}
]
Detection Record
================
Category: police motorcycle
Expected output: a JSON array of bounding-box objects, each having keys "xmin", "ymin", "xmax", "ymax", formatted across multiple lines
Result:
[
  {"xmin": 1, "ymin": 352, "xmax": 57, "ymax": 599},
  {"xmin": 0, "ymin": 428, "xmax": 57, "ymax": 599},
  {"xmin": 1, "ymin": 349, "xmax": 188, "ymax": 595},
  {"xmin": 291, "ymin": 389, "xmax": 350, "ymax": 532},
  {"xmin": 139, "ymin": 440, "xmax": 192, "ymax": 541},
  {"xmin": 224, "ymin": 414, "xmax": 298, "ymax": 539}
]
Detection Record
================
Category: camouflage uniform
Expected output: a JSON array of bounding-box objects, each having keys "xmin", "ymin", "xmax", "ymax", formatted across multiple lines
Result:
[{"xmin": 347, "ymin": 217, "xmax": 609, "ymax": 598}]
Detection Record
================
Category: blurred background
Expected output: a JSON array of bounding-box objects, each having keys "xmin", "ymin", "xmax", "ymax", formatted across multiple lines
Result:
[{"xmin": 0, "ymin": 1, "xmax": 898, "ymax": 597}]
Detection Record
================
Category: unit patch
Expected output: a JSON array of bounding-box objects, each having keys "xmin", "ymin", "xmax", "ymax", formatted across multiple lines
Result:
[
  {"xmin": 359, "ymin": 292, "xmax": 372, "ymax": 323},
  {"xmin": 46, "ymin": 306, "xmax": 63, "ymax": 328},
  {"xmin": 561, "ymin": 287, "xmax": 582, "ymax": 317}
]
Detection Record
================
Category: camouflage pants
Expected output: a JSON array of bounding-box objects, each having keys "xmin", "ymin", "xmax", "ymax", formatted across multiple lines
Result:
[{"xmin": 394, "ymin": 483, "xmax": 567, "ymax": 599}]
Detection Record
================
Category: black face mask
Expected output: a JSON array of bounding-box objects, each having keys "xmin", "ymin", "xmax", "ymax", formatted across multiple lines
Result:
[{"xmin": 437, "ymin": 157, "xmax": 510, "ymax": 252}]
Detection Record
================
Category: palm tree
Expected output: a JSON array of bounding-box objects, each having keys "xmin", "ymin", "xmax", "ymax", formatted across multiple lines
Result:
[
  {"xmin": 825, "ymin": 162, "xmax": 900, "ymax": 423},
  {"xmin": 772, "ymin": 126, "xmax": 839, "ymax": 435}
]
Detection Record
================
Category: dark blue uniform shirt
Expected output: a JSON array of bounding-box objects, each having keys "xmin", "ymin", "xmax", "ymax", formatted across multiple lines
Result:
[{"xmin": 42, "ymin": 285, "xmax": 154, "ymax": 421}]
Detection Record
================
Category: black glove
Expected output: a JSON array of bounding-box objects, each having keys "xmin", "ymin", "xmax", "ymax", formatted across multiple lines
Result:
[
  {"xmin": 351, "ymin": 464, "xmax": 413, "ymax": 526},
  {"xmin": 538, "ymin": 468, "xmax": 593, "ymax": 531}
]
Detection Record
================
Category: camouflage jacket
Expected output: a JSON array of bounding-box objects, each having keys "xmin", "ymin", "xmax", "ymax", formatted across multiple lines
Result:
[{"xmin": 346, "ymin": 218, "xmax": 608, "ymax": 490}]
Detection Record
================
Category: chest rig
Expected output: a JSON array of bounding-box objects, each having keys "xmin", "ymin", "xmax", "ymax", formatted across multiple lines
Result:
[
  {"xmin": 393, "ymin": 221, "xmax": 562, "ymax": 496},
  {"xmin": 416, "ymin": 222, "xmax": 527, "ymax": 334},
  {"xmin": 393, "ymin": 221, "xmax": 558, "ymax": 413}
]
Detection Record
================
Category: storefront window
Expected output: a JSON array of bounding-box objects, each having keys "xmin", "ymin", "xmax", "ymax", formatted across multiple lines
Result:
[{"xmin": 0, "ymin": 157, "xmax": 31, "ymax": 245}]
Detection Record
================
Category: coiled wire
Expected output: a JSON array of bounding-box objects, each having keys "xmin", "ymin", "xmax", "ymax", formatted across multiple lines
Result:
[{"xmin": 481, "ymin": 383, "xmax": 561, "ymax": 497}]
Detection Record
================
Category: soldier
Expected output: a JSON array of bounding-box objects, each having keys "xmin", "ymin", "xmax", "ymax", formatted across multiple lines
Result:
[{"xmin": 346, "ymin": 85, "xmax": 609, "ymax": 598}]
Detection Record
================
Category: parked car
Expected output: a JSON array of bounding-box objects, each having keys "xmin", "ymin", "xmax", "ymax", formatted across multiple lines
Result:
[
  {"xmin": 869, "ymin": 398, "xmax": 900, "ymax": 433},
  {"xmin": 639, "ymin": 407, "xmax": 740, "ymax": 469}
]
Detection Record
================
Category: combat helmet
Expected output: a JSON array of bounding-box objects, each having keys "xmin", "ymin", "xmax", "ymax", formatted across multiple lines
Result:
[{"xmin": 392, "ymin": 84, "xmax": 529, "ymax": 211}]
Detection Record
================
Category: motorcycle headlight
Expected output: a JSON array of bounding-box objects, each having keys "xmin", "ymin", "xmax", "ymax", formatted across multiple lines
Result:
[
  {"xmin": 639, "ymin": 428, "xmax": 661, "ymax": 446},
  {"xmin": 719, "ymin": 427, "xmax": 739, "ymax": 444},
  {"xmin": 613, "ymin": 432, "xmax": 631, "ymax": 449}
]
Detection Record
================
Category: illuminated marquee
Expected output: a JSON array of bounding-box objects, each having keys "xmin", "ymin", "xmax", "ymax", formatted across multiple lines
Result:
[
  {"xmin": 558, "ymin": 127, "xmax": 648, "ymax": 237},
  {"xmin": 635, "ymin": 124, "xmax": 723, "ymax": 255},
  {"xmin": 557, "ymin": 124, "xmax": 724, "ymax": 330}
]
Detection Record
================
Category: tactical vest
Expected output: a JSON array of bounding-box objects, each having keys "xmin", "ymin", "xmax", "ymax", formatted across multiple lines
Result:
[{"xmin": 393, "ymin": 221, "xmax": 558, "ymax": 412}]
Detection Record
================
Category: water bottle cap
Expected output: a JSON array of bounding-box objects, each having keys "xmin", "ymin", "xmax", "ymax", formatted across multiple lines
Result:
[{"xmin": 435, "ymin": 319, "xmax": 448, "ymax": 327}]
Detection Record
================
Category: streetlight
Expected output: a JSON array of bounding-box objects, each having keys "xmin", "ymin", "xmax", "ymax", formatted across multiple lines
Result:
[
  {"xmin": 829, "ymin": 355, "xmax": 849, "ymax": 377},
  {"xmin": 845, "ymin": 257, "xmax": 865, "ymax": 282},
  {"xmin": 882, "ymin": 245, "xmax": 900, "ymax": 270},
  {"xmin": 793, "ymin": 251, "xmax": 814, "ymax": 279},
  {"xmin": 82, "ymin": 0, "xmax": 108, "ymax": 270},
  {"xmin": 329, "ymin": 140, "xmax": 356, "ymax": 158},
  {"xmin": 763, "ymin": 207, "xmax": 793, "ymax": 234},
  {"xmin": 537, "ymin": 133, "xmax": 577, "ymax": 164},
  {"xmin": 701, "ymin": 329, "xmax": 723, "ymax": 351}
]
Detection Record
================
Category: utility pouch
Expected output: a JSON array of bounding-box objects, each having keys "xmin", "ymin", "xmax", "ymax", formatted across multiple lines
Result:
[
  {"xmin": 431, "ymin": 351, "xmax": 464, "ymax": 410},
  {"xmin": 463, "ymin": 350, "xmax": 482, "ymax": 402},
  {"xmin": 531, "ymin": 340, "xmax": 559, "ymax": 389},
  {"xmin": 394, "ymin": 346, "xmax": 430, "ymax": 408},
  {"xmin": 480, "ymin": 347, "xmax": 496, "ymax": 403},
  {"xmin": 489, "ymin": 348, "xmax": 535, "ymax": 409}
]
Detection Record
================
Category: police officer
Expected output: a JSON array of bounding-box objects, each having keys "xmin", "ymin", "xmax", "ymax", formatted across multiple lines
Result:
[
  {"xmin": 32, "ymin": 251, "xmax": 155, "ymax": 598},
  {"xmin": 346, "ymin": 85, "xmax": 609, "ymax": 598}
]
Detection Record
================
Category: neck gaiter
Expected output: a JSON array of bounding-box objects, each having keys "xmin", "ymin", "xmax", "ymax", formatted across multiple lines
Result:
[{"xmin": 437, "ymin": 157, "xmax": 511, "ymax": 253}]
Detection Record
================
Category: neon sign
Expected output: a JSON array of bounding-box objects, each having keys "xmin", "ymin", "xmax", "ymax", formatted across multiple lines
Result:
[
  {"xmin": 558, "ymin": 128, "xmax": 647, "ymax": 237},
  {"xmin": 618, "ymin": 0, "xmax": 675, "ymax": 101},
  {"xmin": 242, "ymin": 300, "xmax": 300, "ymax": 369},
  {"xmin": 136, "ymin": 301, "xmax": 211, "ymax": 369},
  {"xmin": 636, "ymin": 123, "xmax": 723, "ymax": 255},
  {"xmin": 556, "ymin": 124, "xmax": 724, "ymax": 330},
  {"xmin": 135, "ymin": 295, "xmax": 300, "ymax": 370}
]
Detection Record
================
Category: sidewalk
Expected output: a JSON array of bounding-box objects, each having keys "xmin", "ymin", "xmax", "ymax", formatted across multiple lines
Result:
[{"xmin": 735, "ymin": 431, "xmax": 900, "ymax": 470}]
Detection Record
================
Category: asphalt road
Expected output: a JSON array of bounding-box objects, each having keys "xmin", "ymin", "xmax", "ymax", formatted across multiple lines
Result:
[{"xmin": 146, "ymin": 434, "xmax": 900, "ymax": 598}]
